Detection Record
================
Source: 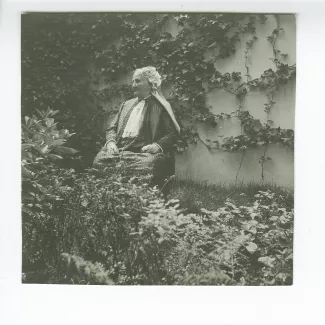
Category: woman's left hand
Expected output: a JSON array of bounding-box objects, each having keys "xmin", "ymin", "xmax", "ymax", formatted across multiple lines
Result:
[{"xmin": 141, "ymin": 143, "xmax": 161, "ymax": 154}]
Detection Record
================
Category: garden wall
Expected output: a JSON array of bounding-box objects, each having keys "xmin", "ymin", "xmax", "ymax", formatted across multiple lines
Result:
[{"xmin": 97, "ymin": 14, "xmax": 295, "ymax": 188}]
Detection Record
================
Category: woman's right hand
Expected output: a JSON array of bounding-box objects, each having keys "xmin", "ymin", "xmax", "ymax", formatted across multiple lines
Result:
[{"xmin": 105, "ymin": 141, "xmax": 119, "ymax": 154}]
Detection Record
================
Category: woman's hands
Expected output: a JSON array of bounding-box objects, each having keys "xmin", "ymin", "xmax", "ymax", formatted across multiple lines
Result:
[
  {"xmin": 141, "ymin": 143, "xmax": 161, "ymax": 154},
  {"xmin": 105, "ymin": 141, "xmax": 161, "ymax": 154},
  {"xmin": 105, "ymin": 141, "xmax": 119, "ymax": 154}
]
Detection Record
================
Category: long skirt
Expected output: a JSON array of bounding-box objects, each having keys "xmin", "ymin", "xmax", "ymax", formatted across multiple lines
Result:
[{"xmin": 92, "ymin": 147, "xmax": 175, "ymax": 191}]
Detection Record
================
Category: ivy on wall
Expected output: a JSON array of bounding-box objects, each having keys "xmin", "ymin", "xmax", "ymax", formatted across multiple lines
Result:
[{"xmin": 22, "ymin": 13, "xmax": 295, "ymax": 176}]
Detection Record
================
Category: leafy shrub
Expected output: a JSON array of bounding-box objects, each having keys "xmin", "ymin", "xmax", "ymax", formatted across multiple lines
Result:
[
  {"xmin": 22, "ymin": 161, "xmax": 293, "ymax": 285},
  {"xmin": 22, "ymin": 107, "xmax": 79, "ymax": 214},
  {"xmin": 198, "ymin": 190, "xmax": 294, "ymax": 285},
  {"xmin": 21, "ymin": 108, "xmax": 82, "ymax": 275},
  {"xmin": 22, "ymin": 167, "xmax": 164, "ymax": 284}
]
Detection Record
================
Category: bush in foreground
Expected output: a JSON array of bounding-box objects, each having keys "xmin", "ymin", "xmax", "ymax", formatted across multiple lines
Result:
[{"xmin": 22, "ymin": 166, "xmax": 293, "ymax": 285}]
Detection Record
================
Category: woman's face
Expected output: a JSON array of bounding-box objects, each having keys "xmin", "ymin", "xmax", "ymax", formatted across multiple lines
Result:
[{"xmin": 132, "ymin": 72, "xmax": 151, "ymax": 99}]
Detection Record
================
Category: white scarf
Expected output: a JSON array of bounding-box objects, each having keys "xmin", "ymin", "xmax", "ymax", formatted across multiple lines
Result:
[
  {"xmin": 122, "ymin": 91, "xmax": 181, "ymax": 139},
  {"xmin": 121, "ymin": 99, "xmax": 146, "ymax": 138}
]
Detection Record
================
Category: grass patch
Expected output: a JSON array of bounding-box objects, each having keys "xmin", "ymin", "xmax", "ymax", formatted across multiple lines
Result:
[{"xmin": 169, "ymin": 178, "xmax": 294, "ymax": 213}]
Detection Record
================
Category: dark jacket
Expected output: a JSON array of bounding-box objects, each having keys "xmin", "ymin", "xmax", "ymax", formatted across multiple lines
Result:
[{"xmin": 106, "ymin": 95, "xmax": 178, "ymax": 153}]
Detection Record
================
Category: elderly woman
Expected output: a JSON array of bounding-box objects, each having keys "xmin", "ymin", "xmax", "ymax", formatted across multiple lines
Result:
[{"xmin": 93, "ymin": 66, "xmax": 180, "ymax": 191}]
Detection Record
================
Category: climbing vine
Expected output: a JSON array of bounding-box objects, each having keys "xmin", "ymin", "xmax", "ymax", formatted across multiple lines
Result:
[
  {"xmin": 22, "ymin": 13, "xmax": 295, "ymax": 176},
  {"xmin": 197, "ymin": 14, "xmax": 295, "ymax": 180}
]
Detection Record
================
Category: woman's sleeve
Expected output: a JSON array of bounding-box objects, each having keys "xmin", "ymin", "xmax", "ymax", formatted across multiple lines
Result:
[
  {"xmin": 154, "ymin": 109, "xmax": 178, "ymax": 153},
  {"xmin": 105, "ymin": 102, "xmax": 124, "ymax": 144}
]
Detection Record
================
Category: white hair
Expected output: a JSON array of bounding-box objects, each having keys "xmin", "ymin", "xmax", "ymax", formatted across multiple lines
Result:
[{"xmin": 134, "ymin": 66, "xmax": 162, "ymax": 90}]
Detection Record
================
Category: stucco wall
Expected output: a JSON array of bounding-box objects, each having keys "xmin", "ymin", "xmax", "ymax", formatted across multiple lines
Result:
[
  {"xmin": 172, "ymin": 14, "xmax": 295, "ymax": 188},
  {"xmin": 97, "ymin": 14, "xmax": 296, "ymax": 188}
]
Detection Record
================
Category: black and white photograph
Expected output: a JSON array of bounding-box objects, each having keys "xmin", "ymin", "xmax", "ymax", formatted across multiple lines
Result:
[{"xmin": 21, "ymin": 12, "xmax": 296, "ymax": 285}]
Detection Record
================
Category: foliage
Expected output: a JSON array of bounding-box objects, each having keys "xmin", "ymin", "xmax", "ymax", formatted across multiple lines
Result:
[
  {"xmin": 22, "ymin": 168, "xmax": 293, "ymax": 286},
  {"xmin": 198, "ymin": 190, "xmax": 293, "ymax": 285},
  {"xmin": 22, "ymin": 167, "xmax": 167, "ymax": 284},
  {"xmin": 22, "ymin": 14, "xmax": 111, "ymax": 169},
  {"xmin": 21, "ymin": 107, "xmax": 79, "ymax": 217},
  {"xmin": 217, "ymin": 110, "xmax": 295, "ymax": 152}
]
